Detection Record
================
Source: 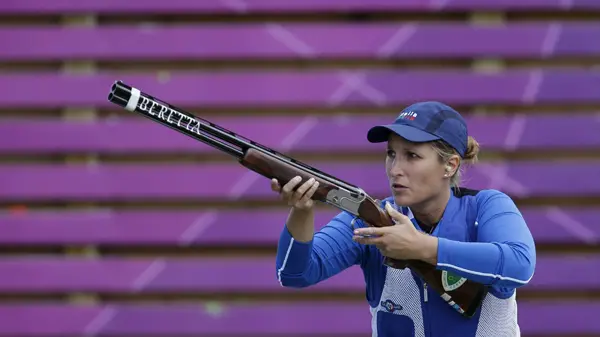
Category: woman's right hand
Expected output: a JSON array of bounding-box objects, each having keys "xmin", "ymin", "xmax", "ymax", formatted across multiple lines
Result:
[{"xmin": 271, "ymin": 176, "xmax": 320, "ymax": 210}]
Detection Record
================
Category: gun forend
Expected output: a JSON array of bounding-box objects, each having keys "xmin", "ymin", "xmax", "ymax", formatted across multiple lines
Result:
[{"xmin": 242, "ymin": 148, "xmax": 385, "ymax": 221}]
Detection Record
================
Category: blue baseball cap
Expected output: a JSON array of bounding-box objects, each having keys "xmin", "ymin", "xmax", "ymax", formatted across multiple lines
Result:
[{"xmin": 366, "ymin": 101, "xmax": 468, "ymax": 157}]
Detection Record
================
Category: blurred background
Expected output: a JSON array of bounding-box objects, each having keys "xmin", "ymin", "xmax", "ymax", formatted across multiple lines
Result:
[{"xmin": 1, "ymin": 0, "xmax": 600, "ymax": 336}]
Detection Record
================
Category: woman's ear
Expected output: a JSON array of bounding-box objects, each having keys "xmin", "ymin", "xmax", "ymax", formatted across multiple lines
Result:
[{"xmin": 444, "ymin": 155, "xmax": 460, "ymax": 177}]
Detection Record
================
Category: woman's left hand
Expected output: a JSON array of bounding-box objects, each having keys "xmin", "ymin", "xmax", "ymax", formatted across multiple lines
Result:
[{"xmin": 353, "ymin": 202, "xmax": 437, "ymax": 262}]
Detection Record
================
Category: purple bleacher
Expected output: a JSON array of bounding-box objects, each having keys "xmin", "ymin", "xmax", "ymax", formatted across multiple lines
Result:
[
  {"xmin": 0, "ymin": 0, "xmax": 599, "ymax": 14},
  {"xmin": 0, "ymin": 207, "xmax": 598, "ymax": 245},
  {"xmin": 0, "ymin": 254, "xmax": 593, "ymax": 293},
  {"xmin": 0, "ymin": 301, "xmax": 597, "ymax": 336},
  {"xmin": 1, "ymin": 161, "xmax": 598, "ymax": 201},
  {"xmin": 2, "ymin": 23, "xmax": 600, "ymax": 61},
  {"xmin": 2, "ymin": 70, "xmax": 600, "ymax": 108},
  {"xmin": 0, "ymin": 256, "xmax": 362, "ymax": 293},
  {"xmin": 1, "ymin": 114, "xmax": 599, "ymax": 154}
]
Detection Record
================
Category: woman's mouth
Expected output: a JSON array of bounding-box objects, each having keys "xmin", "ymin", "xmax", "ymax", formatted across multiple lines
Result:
[{"xmin": 392, "ymin": 183, "xmax": 408, "ymax": 191}]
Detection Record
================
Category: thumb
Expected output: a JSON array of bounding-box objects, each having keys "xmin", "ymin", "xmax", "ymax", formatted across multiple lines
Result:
[{"xmin": 385, "ymin": 202, "xmax": 411, "ymax": 224}]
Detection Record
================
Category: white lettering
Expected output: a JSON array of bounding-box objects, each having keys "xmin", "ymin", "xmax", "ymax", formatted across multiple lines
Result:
[
  {"xmin": 186, "ymin": 116, "xmax": 194, "ymax": 129},
  {"xmin": 157, "ymin": 105, "xmax": 169, "ymax": 120},
  {"xmin": 165, "ymin": 109, "xmax": 176, "ymax": 123},
  {"xmin": 136, "ymin": 97, "xmax": 206, "ymax": 137},
  {"xmin": 175, "ymin": 113, "xmax": 184, "ymax": 127},
  {"xmin": 189, "ymin": 119, "xmax": 201, "ymax": 134},
  {"xmin": 139, "ymin": 97, "xmax": 151, "ymax": 114}
]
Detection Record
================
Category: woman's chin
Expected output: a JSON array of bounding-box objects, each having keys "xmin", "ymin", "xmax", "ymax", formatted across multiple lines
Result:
[{"xmin": 392, "ymin": 193, "xmax": 413, "ymax": 207}]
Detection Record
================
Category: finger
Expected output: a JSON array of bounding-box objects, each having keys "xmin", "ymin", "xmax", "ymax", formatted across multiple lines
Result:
[
  {"xmin": 295, "ymin": 198, "xmax": 313, "ymax": 210},
  {"xmin": 291, "ymin": 178, "xmax": 315, "ymax": 204},
  {"xmin": 353, "ymin": 227, "xmax": 390, "ymax": 237},
  {"xmin": 281, "ymin": 176, "xmax": 302, "ymax": 196},
  {"xmin": 296, "ymin": 178, "xmax": 315, "ymax": 197},
  {"xmin": 353, "ymin": 235, "xmax": 385, "ymax": 245},
  {"xmin": 270, "ymin": 179, "xmax": 281, "ymax": 192},
  {"xmin": 297, "ymin": 180, "xmax": 319, "ymax": 206},
  {"xmin": 384, "ymin": 202, "xmax": 411, "ymax": 223}
]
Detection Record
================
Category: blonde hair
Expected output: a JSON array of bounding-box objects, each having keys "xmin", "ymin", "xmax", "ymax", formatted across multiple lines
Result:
[{"xmin": 431, "ymin": 136, "xmax": 480, "ymax": 188}]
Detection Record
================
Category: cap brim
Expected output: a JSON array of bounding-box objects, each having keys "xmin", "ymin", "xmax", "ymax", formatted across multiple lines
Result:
[{"xmin": 367, "ymin": 124, "xmax": 440, "ymax": 143}]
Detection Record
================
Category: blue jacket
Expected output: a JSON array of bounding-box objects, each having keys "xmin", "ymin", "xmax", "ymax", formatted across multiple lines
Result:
[{"xmin": 275, "ymin": 188, "xmax": 537, "ymax": 337}]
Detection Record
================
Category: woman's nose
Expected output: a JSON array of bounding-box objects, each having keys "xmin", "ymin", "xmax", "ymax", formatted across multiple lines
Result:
[{"xmin": 388, "ymin": 160, "xmax": 405, "ymax": 177}]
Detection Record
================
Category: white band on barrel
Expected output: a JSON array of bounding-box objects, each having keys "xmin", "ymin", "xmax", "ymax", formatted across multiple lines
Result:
[{"xmin": 125, "ymin": 87, "xmax": 141, "ymax": 112}]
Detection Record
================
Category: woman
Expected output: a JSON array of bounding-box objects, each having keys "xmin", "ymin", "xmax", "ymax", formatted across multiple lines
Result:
[{"xmin": 271, "ymin": 101, "xmax": 536, "ymax": 337}]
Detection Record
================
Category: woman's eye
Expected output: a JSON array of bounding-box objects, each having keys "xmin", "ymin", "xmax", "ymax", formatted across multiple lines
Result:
[
  {"xmin": 386, "ymin": 150, "xmax": 395, "ymax": 158},
  {"xmin": 407, "ymin": 152, "xmax": 419, "ymax": 159}
]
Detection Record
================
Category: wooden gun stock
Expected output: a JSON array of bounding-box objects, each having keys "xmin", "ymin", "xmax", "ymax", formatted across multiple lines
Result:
[{"xmin": 107, "ymin": 80, "xmax": 488, "ymax": 318}]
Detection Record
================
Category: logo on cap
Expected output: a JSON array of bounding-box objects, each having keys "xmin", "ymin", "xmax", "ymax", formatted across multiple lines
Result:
[{"xmin": 398, "ymin": 111, "xmax": 418, "ymax": 121}]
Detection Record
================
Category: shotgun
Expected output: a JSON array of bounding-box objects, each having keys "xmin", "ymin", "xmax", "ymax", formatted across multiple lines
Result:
[{"xmin": 107, "ymin": 80, "xmax": 487, "ymax": 317}]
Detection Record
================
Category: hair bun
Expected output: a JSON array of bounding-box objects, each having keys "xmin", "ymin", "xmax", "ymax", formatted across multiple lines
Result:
[{"xmin": 464, "ymin": 136, "xmax": 480, "ymax": 163}]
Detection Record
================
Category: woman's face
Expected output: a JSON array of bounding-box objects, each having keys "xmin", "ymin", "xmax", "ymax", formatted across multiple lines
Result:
[{"xmin": 385, "ymin": 134, "xmax": 448, "ymax": 207}]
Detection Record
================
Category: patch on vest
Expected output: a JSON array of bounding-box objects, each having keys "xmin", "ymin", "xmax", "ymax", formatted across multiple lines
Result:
[
  {"xmin": 441, "ymin": 270, "xmax": 467, "ymax": 292},
  {"xmin": 380, "ymin": 299, "xmax": 403, "ymax": 313}
]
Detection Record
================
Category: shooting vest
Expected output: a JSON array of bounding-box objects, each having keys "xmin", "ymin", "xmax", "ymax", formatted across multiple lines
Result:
[{"xmin": 367, "ymin": 193, "xmax": 520, "ymax": 337}]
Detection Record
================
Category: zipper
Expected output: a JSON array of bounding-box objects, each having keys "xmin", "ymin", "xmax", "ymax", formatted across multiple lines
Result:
[
  {"xmin": 423, "ymin": 282, "xmax": 431, "ymax": 337},
  {"xmin": 422, "ymin": 218, "xmax": 435, "ymax": 337}
]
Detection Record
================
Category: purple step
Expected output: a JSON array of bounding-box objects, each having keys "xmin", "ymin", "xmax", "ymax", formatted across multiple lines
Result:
[
  {"xmin": 0, "ymin": 256, "xmax": 361, "ymax": 293},
  {"xmin": 0, "ymin": 207, "xmax": 598, "ymax": 245},
  {"xmin": 0, "ymin": 254, "xmax": 594, "ymax": 293},
  {"xmin": 2, "ymin": 114, "xmax": 600, "ymax": 154},
  {"xmin": 0, "ymin": 0, "xmax": 599, "ymax": 14},
  {"xmin": 0, "ymin": 301, "xmax": 597, "ymax": 335},
  {"xmin": 1, "ymin": 161, "xmax": 599, "ymax": 201},
  {"xmin": 2, "ymin": 23, "xmax": 600, "ymax": 61},
  {"xmin": 2, "ymin": 70, "xmax": 600, "ymax": 108}
]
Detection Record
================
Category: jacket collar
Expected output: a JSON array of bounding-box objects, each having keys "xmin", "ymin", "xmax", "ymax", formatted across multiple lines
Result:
[{"xmin": 396, "ymin": 188, "xmax": 458, "ymax": 236}]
